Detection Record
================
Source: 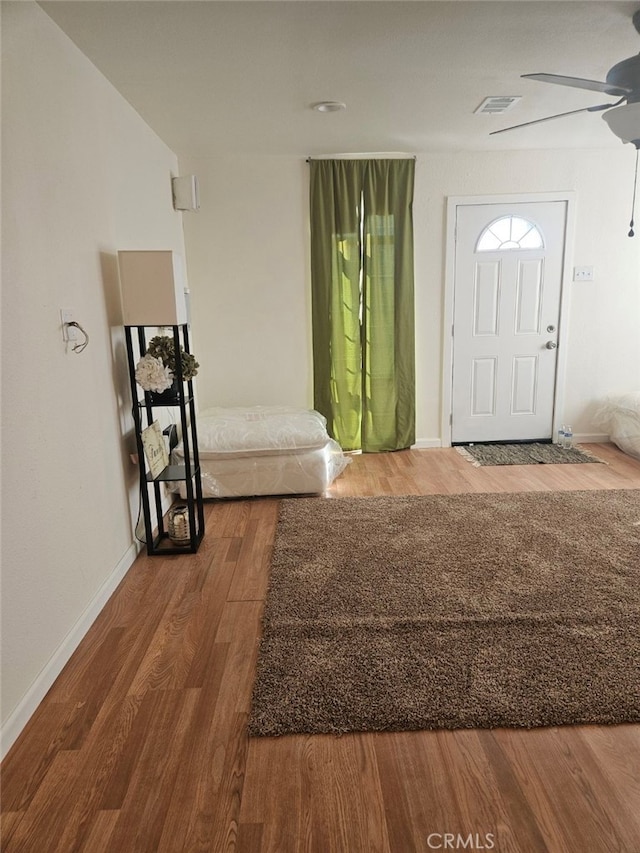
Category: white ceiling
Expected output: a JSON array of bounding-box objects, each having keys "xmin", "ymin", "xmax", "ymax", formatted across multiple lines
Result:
[{"xmin": 39, "ymin": 1, "xmax": 640, "ymax": 157}]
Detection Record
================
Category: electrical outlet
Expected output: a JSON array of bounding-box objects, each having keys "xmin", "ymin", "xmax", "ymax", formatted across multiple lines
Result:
[
  {"xmin": 60, "ymin": 308, "xmax": 78, "ymax": 342},
  {"xmin": 573, "ymin": 266, "xmax": 594, "ymax": 282}
]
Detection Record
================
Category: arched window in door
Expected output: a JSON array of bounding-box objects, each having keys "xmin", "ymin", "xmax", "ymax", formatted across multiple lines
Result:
[{"xmin": 476, "ymin": 215, "xmax": 544, "ymax": 251}]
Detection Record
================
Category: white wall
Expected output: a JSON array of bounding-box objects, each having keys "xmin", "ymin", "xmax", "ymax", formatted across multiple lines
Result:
[
  {"xmin": 181, "ymin": 148, "xmax": 640, "ymax": 443},
  {"xmin": 180, "ymin": 155, "xmax": 313, "ymax": 410},
  {"xmin": 1, "ymin": 2, "xmax": 186, "ymax": 750}
]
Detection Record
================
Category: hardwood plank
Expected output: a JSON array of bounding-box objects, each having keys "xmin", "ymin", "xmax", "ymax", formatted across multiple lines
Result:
[
  {"xmin": 124, "ymin": 548, "xmax": 228, "ymax": 696},
  {"xmin": 227, "ymin": 500, "xmax": 279, "ymax": 602},
  {"xmin": 236, "ymin": 822, "xmax": 264, "ymax": 852},
  {"xmin": 436, "ymin": 728, "xmax": 539, "ymax": 853},
  {"xmin": 1, "ymin": 699, "xmax": 91, "ymax": 811},
  {"xmin": 490, "ymin": 725, "xmax": 640, "ymax": 853},
  {"xmin": 476, "ymin": 730, "xmax": 554, "ymax": 853},
  {"xmin": 213, "ymin": 600, "xmax": 264, "ymax": 712},
  {"xmin": 576, "ymin": 724, "xmax": 640, "ymax": 830},
  {"xmin": 42, "ymin": 692, "xmax": 147, "ymax": 849},
  {"xmin": 148, "ymin": 643, "xmax": 231, "ymax": 852},
  {"xmin": 80, "ymin": 810, "xmax": 120, "ymax": 853},
  {"xmin": 95, "ymin": 689, "xmax": 200, "ymax": 853},
  {"xmin": 0, "ymin": 812, "xmax": 24, "ymax": 849},
  {"xmin": 4, "ymin": 751, "xmax": 82, "ymax": 852},
  {"xmin": 124, "ymin": 587, "xmax": 200, "ymax": 694},
  {"xmin": 156, "ymin": 601, "xmax": 262, "ymax": 851},
  {"xmin": 241, "ymin": 734, "xmax": 391, "ymax": 853},
  {"xmin": 182, "ymin": 539, "xmax": 237, "ymax": 689},
  {"xmin": 212, "ymin": 498, "xmax": 253, "ymax": 538},
  {"xmin": 374, "ymin": 730, "xmax": 465, "ymax": 853},
  {"xmin": 302, "ymin": 734, "xmax": 391, "ymax": 853},
  {"xmin": 47, "ymin": 555, "xmax": 198, "ymax": 706},
  {"xmin": 240, "ymin": 737, "xmax": 307, "ymax": 852}
]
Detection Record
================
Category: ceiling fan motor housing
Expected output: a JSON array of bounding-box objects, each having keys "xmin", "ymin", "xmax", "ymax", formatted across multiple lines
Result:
[
  {"xmin": 602, "ymin": 102, "xmax": 640, "ymax": 146},
  {"xmin": 606, "ymin": 54, "xmax": 640, "ymax": 103},
  {"xmin": 597, "ymin": 50, "xmax": 640, "ymax": 145}
]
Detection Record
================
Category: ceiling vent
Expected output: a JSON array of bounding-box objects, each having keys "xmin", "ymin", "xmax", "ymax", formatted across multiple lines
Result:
[{"xmin": 474, "ymin": 96, "xmax": 522, "ymax": 115}]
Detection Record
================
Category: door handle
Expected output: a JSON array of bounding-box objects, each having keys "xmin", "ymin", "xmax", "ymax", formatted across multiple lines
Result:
[{"xmin": 545, "ymin": 341, "xmax": 557, "ymax": 350}]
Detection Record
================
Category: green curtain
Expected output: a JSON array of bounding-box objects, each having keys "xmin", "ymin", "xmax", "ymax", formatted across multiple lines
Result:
[{"xmin": 309, "ymin": 158, "xmax": 415, "ymax": 452}]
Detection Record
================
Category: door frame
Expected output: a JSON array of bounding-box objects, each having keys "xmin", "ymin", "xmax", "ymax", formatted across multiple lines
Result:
[{"xmin": 442, "ymin": 191, "xmax": 577, "ymax": 447}]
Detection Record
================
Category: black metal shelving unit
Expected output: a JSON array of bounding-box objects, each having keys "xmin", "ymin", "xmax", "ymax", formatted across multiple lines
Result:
[{"xmin": 124, "ymin": 324, "xmax": 205, "ymax": 555}]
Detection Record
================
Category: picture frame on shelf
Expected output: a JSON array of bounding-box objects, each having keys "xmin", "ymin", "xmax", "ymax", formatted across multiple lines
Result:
[{"xmin": 141, "ymin": 421, "xmax": 169, "ymax": 479}]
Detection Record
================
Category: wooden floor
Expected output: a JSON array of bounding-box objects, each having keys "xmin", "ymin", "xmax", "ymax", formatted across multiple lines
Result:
[{"xmin": 3, "ymin": 444, "xmax": 640, "ymax": 853}]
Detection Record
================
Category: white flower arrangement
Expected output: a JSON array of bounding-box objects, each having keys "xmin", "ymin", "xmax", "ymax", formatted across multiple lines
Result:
[{"xmin": 135, "ymin": 353, "xmax": 174, "ymax": 393}]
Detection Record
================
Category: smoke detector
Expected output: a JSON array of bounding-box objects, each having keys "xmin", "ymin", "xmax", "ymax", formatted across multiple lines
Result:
[{"xmin": 312, "ymin": 101, "xmax": 347, "ymax": 113}]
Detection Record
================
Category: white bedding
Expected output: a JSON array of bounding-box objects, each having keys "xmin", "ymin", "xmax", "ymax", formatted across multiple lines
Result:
[
  {"xmin": 172, "ymin": 406, "xmax": 349, "ymax": 498},
  {"xmin": 595, "ymin": 392, "xmax": 640, "ymax": 461}
]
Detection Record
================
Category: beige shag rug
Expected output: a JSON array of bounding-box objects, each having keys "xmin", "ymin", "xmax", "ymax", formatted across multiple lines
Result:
[{"xmin": 249, "ymin": 490, "xmax": 640, "ymax": 737}]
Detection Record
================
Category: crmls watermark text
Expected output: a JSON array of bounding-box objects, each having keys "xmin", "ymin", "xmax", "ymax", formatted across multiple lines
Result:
[{"xmin": 426, "ymin": 833, "xmax": 496, "ymax": 850}]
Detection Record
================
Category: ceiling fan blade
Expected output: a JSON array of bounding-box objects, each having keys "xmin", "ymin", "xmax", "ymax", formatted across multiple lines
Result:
[
  {"xmin": 523, "ymin": 73, "xmax": 631, "ymax": 97},
  {"xmin": 489, "ymin": 102, "xmax": 617, "ymax": 136}
]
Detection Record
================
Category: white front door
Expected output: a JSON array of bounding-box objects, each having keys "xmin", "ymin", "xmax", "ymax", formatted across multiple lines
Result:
[{"xmin": 452, "ymin": 201, "xmax": 568, "ymax": 443}]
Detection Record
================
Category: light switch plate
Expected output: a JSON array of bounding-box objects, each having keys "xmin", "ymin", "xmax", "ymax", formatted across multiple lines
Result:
[
  {"xmin": 573, "ymin": 266, "xmax": 594, "ymax": 282},
  {"xmin": 60, "ymin": 308, "xmax": 78, "ymax": 342}
]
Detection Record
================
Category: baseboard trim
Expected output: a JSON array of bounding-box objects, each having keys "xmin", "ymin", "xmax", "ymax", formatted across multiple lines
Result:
[
  {"xmin": 412, "ymin": 435, "xmax": 609, "ymax": 449},
  {"xmin": 0, "ymin": 541, "xmax": 140, "ymax": 760},
  {"xmin": 575, "ymin": 433, "xmax": 609, "ymax": 444},
  {"xmin": 412, "ymin": 438, "xmax": 443, "ymax": 449}
]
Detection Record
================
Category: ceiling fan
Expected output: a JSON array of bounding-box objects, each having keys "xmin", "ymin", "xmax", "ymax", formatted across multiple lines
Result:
[
  {"xmin": 491, "ymin": 9, "xmax": 640, "ymax": 235},
  {"xmin": 491, "ymin": 9, "xmax": 640, "ymax": 147}
]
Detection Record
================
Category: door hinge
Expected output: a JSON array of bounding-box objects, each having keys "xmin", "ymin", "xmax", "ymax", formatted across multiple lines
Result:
[{"xmin": 449, "ymin": 413, "xmax": 453, "ymax": 425}]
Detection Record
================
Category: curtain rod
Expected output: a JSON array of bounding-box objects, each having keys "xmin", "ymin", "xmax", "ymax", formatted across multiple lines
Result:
[{"xmin": 306, "ymin": 154, "xmax": 417, "ymax": 163}]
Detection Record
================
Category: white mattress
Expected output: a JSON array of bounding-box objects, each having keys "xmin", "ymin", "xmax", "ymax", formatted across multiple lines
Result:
[
  {"xmin": 196, "ymin": 406, "xmax": 331, "ymax": 458},
  {"xmin": 172, "ymin": 406, "xmax": 349, "ymax": 498}
]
